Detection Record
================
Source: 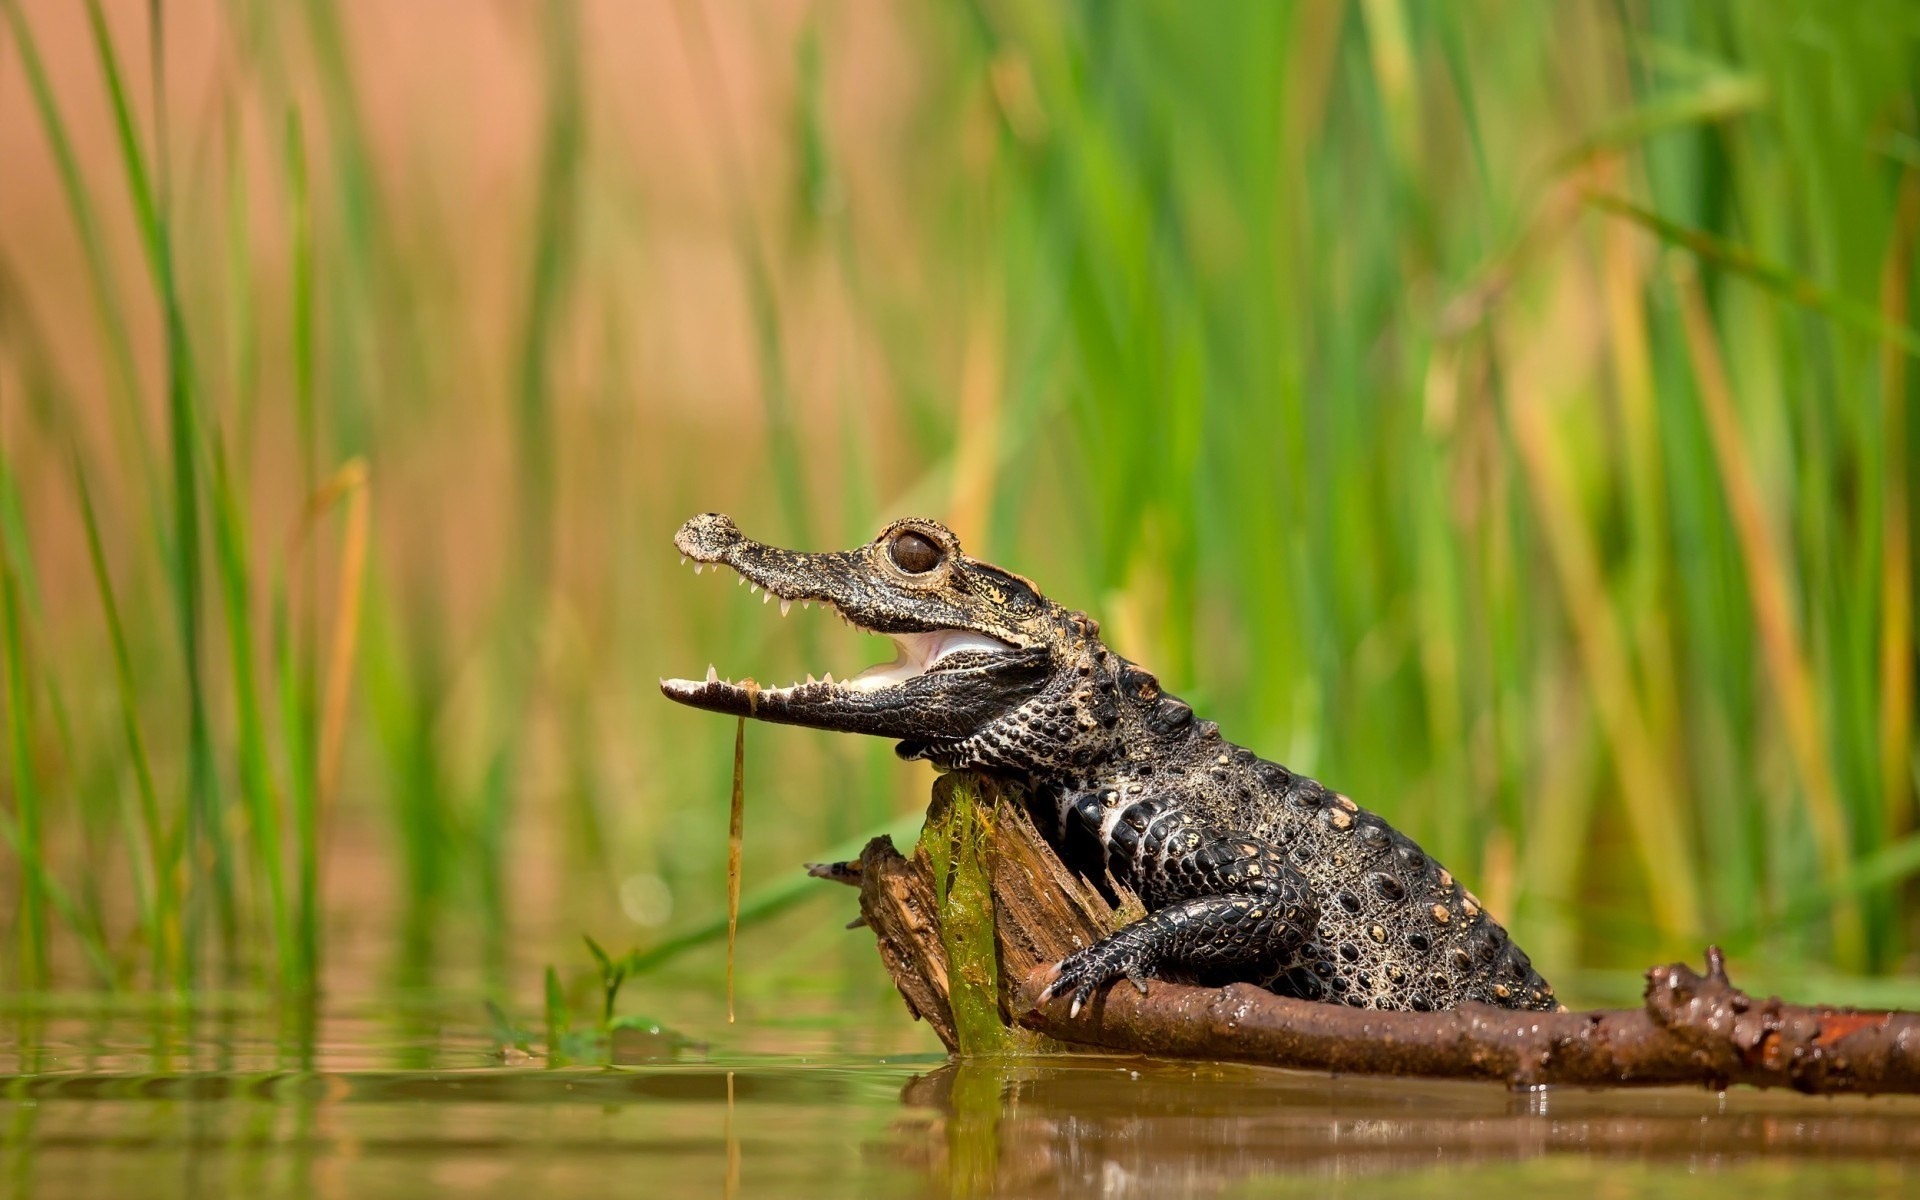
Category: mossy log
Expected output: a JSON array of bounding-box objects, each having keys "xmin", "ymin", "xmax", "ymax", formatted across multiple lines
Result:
[{"xmin": 855, "ymin": 771, "xmax": 1920, "ymax": 1094}]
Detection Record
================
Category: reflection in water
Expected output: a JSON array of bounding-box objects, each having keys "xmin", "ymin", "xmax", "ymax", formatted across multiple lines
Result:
[
  {"xmin": 3, "ymin": 1006, "xmax": 1919, "ymax": 1198},
  {"xmin": 891, "ymin": 1057, "xmax": 1920, "ymax": 1198}
]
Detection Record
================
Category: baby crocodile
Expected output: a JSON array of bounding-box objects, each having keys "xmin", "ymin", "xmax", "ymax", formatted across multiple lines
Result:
[{"xmin": 661, "ymin": 513, "xmax": 1556, "ymax": 1016}]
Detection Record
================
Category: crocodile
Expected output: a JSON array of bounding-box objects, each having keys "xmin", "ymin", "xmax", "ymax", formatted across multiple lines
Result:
[{"xmin": 660, "ymin": 513, "xmax": 1557, "ymax": 1016}]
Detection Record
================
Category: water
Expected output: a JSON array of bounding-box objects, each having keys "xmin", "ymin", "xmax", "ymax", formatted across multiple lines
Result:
[{"xmin": 4, "ymin": 998, "xmax": 1919, "ymax": 1197}]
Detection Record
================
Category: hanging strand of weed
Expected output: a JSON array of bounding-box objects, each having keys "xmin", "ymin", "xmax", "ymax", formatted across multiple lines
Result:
[{"xmin": 726, "ymin": 691, "xmax": 755, "ymax": 1023}]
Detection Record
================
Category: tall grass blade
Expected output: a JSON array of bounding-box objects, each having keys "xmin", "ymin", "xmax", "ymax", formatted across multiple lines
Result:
[
  {"xmin": 73, "ymin": 452, "xmax": 174, "ymax": 988},
  {"xmin": 512, "ymin": 0, "xmax": 583, "ymax": 589},
  {"xmin": 1494, "ymin": 332, "xmax": 1705, "ymax": 948},
  {"xmin": 208, "ymin": 437, "xmax": 295, "ymax": 987},
  {"xmin": 142, "ymin": 0, "xmax": 231, "ymax": 980},
  {"xmin": 272, "ymin": 589, "xmax": 316, "ymax": 992},
  {"xmin": 2, "ymin": 0, "xmax": 161, "ymax": 528},
  {"xmin": 1673, "ymin": 262, "xmax": 1863, "ymax": 968},
  {"xmin": 316, "ymin": 461, "xmax": 368, "ymax": 896},
  {"xmin": 266, "ymin": 456, "xmax": 369, "ymax": 992},
  {"xmin": 1877, "ymin": 169, "xmax": 1920, "ymax": 848},
  {"xmin": 0, "ymin": 444, "xmax": 48, "ymax": 988},
  {"xmin": 81, "ymin": 0, "xmax": 159, "ymax": 278},
  {"xmin": 0, "ymin": 436, "xmax": 112, "ymax": 988},
  {"xmin": 21, "ymin": 679, "xmax": 119, "ymax": 988},
  {"xmin": 283, "ymin": 104, "xmax": 323, "ymax": 991},
  {"xmin": 1588, "ymin": 191, "xmax": 1920, "ymax": 360}
]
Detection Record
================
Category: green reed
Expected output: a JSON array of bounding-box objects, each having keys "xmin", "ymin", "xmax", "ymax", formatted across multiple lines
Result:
[
  {"xmin": 0, "ymin": 448, "xmax": 47, "ymax": 989},
  {"xmin": 74, "ymin": 454, "xmax": 172, "ymax": 985},
  {"xmin": 0, "ymin": 0, "xmax": 1916, "ymax": 1008}
]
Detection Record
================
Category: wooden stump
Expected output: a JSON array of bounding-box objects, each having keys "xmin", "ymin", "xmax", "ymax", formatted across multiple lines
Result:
[{"xmin": 855, "ymin": 769, "xmax": 1119, "ymax": 1054}]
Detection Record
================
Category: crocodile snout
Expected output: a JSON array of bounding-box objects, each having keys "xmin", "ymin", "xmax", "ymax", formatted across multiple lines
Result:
[{"xmin": 674, "ymin": 512, "xmax": 744, "ymax": 562}]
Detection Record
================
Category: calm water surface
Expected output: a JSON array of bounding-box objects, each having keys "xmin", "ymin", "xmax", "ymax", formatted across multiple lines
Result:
[{"xmin": 3, "ymin": 997, "xmax": 1918, "ymax": 1198}]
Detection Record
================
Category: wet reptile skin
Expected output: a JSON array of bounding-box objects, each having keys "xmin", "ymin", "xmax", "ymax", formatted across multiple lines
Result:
[{"xmin": 661, "ymin": 513, "xmax": 1556, "ymax": 1016}]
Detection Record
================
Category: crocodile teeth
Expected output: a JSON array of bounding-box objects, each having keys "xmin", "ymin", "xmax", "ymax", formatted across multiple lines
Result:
[
  {"xmin": 680, "ymin": 555, "xmax": 688, "ymax": 565},
  {"xmin": 669, "ymin": 555, "xmax": 1018, "ymax": 705}
]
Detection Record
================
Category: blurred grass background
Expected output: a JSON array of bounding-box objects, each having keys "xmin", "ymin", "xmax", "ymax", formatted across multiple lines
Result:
[{"xmin": 0, "ymin": 0, "xmax": 1917, "ymax": 1014}]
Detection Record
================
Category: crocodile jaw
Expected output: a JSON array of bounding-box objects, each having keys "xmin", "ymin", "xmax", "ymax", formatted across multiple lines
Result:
[
  {"xmin": 659, "ymin": 625, "xmax": 1015, "ymax": 705},
  {"xmin": 659, "ymin": 514, "xmax": 1046, "ymax": 735}
]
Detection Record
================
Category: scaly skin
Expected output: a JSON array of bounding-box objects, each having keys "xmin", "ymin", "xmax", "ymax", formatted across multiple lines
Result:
[{"xmin": 661, "ymin": 514, "xmax": 1557, "ymax": 1015}]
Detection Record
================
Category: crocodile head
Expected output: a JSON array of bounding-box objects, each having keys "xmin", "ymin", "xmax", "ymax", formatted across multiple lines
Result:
[{"xmin": 660, "ymin": 512, "xmax": 1120, "ymax": 768}]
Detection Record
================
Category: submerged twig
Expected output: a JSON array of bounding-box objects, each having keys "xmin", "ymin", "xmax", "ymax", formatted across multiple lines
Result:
[{"xmin": 858, "ymin": 772, "xmax": 1920, "ymax": 1095}]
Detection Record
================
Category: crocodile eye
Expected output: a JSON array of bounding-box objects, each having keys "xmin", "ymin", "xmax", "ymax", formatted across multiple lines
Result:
[{"xmin": 889, "ymin": 531, "xmax": 942, "ymax": 574}]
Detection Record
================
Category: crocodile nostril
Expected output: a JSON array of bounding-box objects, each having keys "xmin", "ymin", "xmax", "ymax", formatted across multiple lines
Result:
[{"xmin": 674, "ymin": 512, "xmax": 745, "ymax": 559}]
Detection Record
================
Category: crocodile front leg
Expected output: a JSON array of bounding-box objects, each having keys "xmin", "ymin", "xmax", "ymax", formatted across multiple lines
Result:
[{"xmin": 1041, "ymin": 789, "xmax": 1318, "ymax": 1015}]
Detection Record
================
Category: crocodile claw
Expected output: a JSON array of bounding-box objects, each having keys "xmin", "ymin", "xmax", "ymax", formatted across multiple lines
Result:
[{"xmin": 1042, "ymin": 941, "xmax": 1151, "ymax": 1017}]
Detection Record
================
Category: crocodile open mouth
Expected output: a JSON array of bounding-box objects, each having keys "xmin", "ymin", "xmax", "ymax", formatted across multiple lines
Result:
[
  {"xmin": 658, "ymin": 540, "xmax": 1016, "ymax": 711},
  {"xmin": 658, "ymin": 512, "xmax": 1055, "ymax": 739}
]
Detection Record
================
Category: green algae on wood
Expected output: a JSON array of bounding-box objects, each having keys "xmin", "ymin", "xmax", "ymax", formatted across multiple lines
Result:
[
  {"xmin": 920, "ymin": 774, "xmax": 1023, "ymax": 1055},
  {"xmin": 912, "ymin": 773, "xmax": 1066, "ymax": 1056}
]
